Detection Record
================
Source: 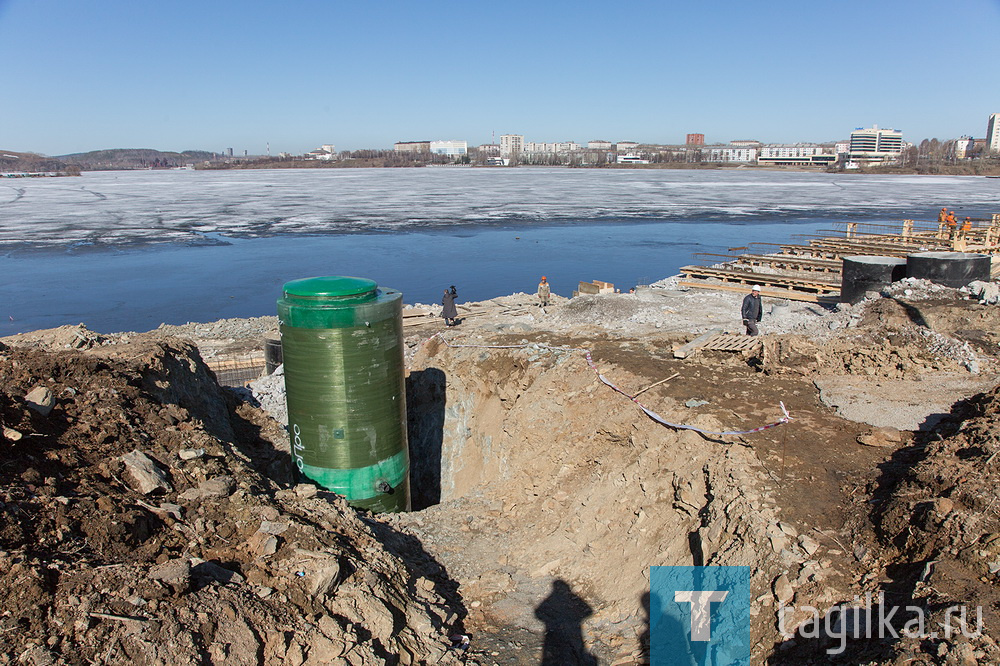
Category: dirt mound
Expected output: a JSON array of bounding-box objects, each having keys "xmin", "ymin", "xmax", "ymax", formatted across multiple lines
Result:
[
  {"xmin": 865, "ymin": 386, "xmax": 1000, "ymax": 663},
  {"xmin": 0, "ymin": 340, "xmax": 461, "ymax": 665}
]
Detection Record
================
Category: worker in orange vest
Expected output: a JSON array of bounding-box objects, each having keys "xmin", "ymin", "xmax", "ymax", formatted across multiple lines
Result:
[
  {"xmin": 945, "ymin": 210, "xmax": 958, "ymax": 240},
  {"xmin": 962, "ymin": 217, "xmax": 972, "ymax": 232}
]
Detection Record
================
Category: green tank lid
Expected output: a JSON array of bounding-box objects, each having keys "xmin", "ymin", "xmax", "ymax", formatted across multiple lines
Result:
[{"xmin": 282, "ymin": 276, "xmax": 378, "ymax": 302}]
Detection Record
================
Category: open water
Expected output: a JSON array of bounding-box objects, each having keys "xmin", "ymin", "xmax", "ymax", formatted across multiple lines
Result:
[{"xmin": 1, "ymin": 167, "xmax": 998, "ymax": 335}]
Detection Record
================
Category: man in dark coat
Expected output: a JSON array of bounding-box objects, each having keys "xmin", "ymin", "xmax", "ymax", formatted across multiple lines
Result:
[
  {"xmin": 441, "ymin": 288, "xmax": 458, "ymax": 326},
  {"xmin": 741, "ymin": 285, "xmax": 762, "ymax": 336}
]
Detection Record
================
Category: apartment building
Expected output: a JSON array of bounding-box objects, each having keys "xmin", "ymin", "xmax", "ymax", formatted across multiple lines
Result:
[
  {"xmin": 523, "ymin": 141, "xmax": 581, "ymax": 154},
  {"xmin": 394, "ymin": 141, "xmax": 431, "ymax": 153},
  {"xmin": 757, "ymin": 144, "xmax": 836, "ymax": 166},
  {"xmin": 500, "ymin": 134, "xmax": 524, "ymax": 157},
  {"xmin": 988, "ymin": 113, "xmax": 1000, "ymax": 153},
  {"xmin": 703, "ymin": 146, "xmax": 758, "ymax": 163}
]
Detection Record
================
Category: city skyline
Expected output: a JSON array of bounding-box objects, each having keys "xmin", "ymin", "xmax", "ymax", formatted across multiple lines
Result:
[{"xmin": 2, "ymin": 0, "xmax": 1000, "ymax": 156}]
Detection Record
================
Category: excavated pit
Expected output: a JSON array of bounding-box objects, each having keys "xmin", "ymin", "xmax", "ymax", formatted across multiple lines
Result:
[{"xmin": 395, "ymin": 333, "xmax": 807, "ymax": 663}]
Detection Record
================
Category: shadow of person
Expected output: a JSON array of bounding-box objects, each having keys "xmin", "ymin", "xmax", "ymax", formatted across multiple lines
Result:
[{"xmin": 534, "ymin": 579, "xmax": 598, "ymax": 666}]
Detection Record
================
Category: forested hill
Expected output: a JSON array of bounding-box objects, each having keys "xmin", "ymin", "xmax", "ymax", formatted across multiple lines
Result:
[
  {"xmin": 0, "ymin": 150, "xmax": 74, "ymax": 173},
  {"xmin": 56, "ymin": 148, "xmax": 215, "ymax": 169}
]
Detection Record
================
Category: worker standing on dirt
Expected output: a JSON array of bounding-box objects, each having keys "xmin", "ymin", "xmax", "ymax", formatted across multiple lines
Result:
[
  {"xmin": 537, "ymin": 276, "xmax": 551, "ymax": 307},
  {"xmin": 741, "ymin": 285, "xmax": 763, "ymax": 336},
  {"xmin": 441, "ymin": 288, "xmax": 458, "ymax": 326}
]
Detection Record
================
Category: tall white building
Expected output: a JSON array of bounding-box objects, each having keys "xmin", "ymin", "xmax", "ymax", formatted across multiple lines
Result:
[
  {"xmin": 500, "ymin": 134, "xmax": 524, "ymax": 157},
  {"xmin": 848, "ymin": 126, "xmax": 904, "ymax": 165},
  {"xmin": 988, "ymin": 113, "xmax": 1000, "ymax": 153}
]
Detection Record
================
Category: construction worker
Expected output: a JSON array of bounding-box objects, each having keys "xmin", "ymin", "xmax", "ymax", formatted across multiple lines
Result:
[
  {"xmin": 741, "ymin": 285, "xmax": 763, "ymax": 336},
  {"xmin": 962, "ymin": 217, "xmax": 973, "ymax": 232},
  {"xmin": 537, "ymin": 276, "xmax": 551, "ymax": 307},
  {"xmin": 946, "ymin": 211, "xmax": 958, "ymax": 240},
  {"xmin": 937, "ymin": 207, "xmax": 949, "ymax": 238}
]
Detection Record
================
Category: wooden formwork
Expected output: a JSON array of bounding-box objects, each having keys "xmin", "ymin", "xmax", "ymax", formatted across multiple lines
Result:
[
  {"xmin": 680, "ymin": 214, "xmax": 1000, "ymax": 301},
  {"xmin": 679, "ymin": 264, "xmax": 839, "ymax": 295}
]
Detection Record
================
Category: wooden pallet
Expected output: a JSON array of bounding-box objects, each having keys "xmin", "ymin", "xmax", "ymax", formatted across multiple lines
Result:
[
  {"xmin": 702, "ymin": 334, "xmax": 761, "ymax": 352},
  {"xmin": 673, "ymin": 330, "xmax": 761, "ymax": 359}
]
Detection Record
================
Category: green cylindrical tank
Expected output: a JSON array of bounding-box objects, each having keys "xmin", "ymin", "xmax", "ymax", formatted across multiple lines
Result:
[{"xmin": 277, "ymin": 276, "xmax": 410, "ymax": 512}]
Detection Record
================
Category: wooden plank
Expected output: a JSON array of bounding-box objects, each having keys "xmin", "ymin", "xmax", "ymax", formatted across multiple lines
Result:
[
  {"xmin": 673, "ymin": 328, "xmax": 723, "ymax": 359},
  {"xmin": 677, "ymin": 280, "xmax": 834, "ymax": 304},
  {"xmin": 680, "ymin": 265, "xmax": 839, "ymax": 293}
]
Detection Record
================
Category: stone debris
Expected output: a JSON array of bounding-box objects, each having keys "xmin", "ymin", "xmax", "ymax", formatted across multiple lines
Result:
[
  {"xmin": 120, "ymin": 449, "xmax": 172, "ymax": 494},
  {"xmin": 966, "ymin": 280, "xmax": 1000, "ymax": 305},
  {"xmin": 24, "ymin": 385, "xmax": 55, "ymax": 416}
]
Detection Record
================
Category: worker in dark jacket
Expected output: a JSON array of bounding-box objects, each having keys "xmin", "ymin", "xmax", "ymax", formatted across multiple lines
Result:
[
  {"xmin": 441, "ymin": 288, "xmax": 458, "ymax": 326},
  {"xmin": 741, "ymin": 285, "xmax": 763, "ymax": 336}
]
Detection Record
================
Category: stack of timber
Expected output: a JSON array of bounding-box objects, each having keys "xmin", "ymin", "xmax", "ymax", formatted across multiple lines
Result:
[{"xmin": 679, "ymin": 215, "xmax": 1000, "ymax": 302}]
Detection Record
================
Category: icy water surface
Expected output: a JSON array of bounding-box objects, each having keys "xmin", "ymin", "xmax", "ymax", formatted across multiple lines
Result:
[{"xmin": 1, "ymin": 168, "xmax": 997, "ymax": 335}]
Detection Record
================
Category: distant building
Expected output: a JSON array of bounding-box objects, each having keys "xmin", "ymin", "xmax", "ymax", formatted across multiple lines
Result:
[
  {"xmin": 394, "ymin": 141, "xmax": 431, "ymax": 153},
  {"xmin": 587, "ymin": 140, "xmax": 612, "ymax": 150},
  {"xmin": 848, "ymin": 126, "xmax": 904, "ymax": 166},
  {"xmin": 615, "ymin": 141, "xmax": 639, "ymax": 152},
  {"xmin": 704, "ymin": 146, "xmax": 758, "ymax": 163},
  {"xmin": 730, "ymin": 140, "xmax": 761, "ymax": 148},
  {"xmin": 430, "ymin": 140, "xmax": 467, "ymax": 156},
  {"xmin": 523, "ymin": 141, "xmax": 581, "ymax": 154},
  {"xmin": 954, "ymin": 136, "xmax": 974, "ymax": 160},
  {"xmin": 988, "ymin": 113, "xmax": 1000, "ymax": 153},
  {"xmin": 476, "ymin": 144, "xmax": 501, "ymax": 156},
  {"xmin": 321, "ymin": 144, "xmax": 335, "ymax": 154},
  {"xmin": 686, "ymin": 134, "xmax": 705, "ymax": 146},
  {"xmin": 305, "ymin": 146, "xmax": 336, "ymax": 161},
  {"xmin": 758, "ymin": 144, "xmax": 836, "ymax": 167},
  {"xmin": 500, "ymin": 134, "xmax": 524, "ymax": 157}
]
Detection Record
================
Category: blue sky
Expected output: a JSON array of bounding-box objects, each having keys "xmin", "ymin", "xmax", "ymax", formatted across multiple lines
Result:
[{"xmin": 2, "ymin": 0, "xmax": 999, "ymax": 155}]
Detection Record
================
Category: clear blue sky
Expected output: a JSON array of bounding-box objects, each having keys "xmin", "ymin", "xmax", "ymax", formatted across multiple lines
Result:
[{"xmin": 2, "ymin": 0, "xmax": 999, "ymax": 156}]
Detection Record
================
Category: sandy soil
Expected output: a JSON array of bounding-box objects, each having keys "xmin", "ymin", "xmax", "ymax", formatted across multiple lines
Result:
[{"xmin": 2, "ymin": 279, "xmax": 999, "ymax": 664}]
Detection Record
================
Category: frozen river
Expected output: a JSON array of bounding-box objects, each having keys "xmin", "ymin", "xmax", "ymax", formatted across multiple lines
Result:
[{"xmin": 1, "ymin": 167, "xmax": 997, "ymax": 335}]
